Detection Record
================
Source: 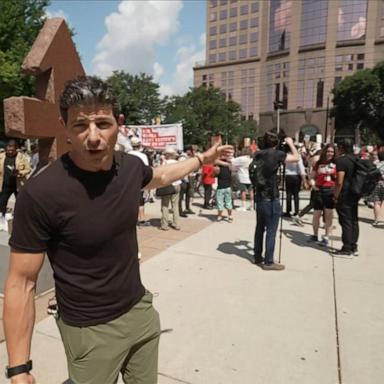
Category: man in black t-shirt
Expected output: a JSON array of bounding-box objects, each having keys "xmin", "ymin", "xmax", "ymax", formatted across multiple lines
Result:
[
  {"xmin": 333, "ymin": 138, "xmax": 359, "ymax": 257},
  {"xmin": 3, "ymin": 76, "xmax": 233, "ymax": 384},
  {"xmin": 253, "ymin": 131, "xmax": 300, "ymax": 270}
]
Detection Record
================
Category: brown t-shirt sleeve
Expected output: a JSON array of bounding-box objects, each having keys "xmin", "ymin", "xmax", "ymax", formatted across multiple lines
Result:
[{"xmin": 9, "ymin": 189, "xmax": 52, "ymax": 253}]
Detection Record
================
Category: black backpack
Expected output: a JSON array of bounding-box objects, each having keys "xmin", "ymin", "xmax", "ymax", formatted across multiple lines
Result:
[
  {"xmin": 249, "ymin": 153, "xmax": 266, "ymax": 189},
  {"xmin": 347, "ymin": 155, "xmax": 381, "ymax": 198}
]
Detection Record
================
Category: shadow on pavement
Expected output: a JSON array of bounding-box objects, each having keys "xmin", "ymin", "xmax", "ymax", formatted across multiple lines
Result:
[
  {"xmin": 217, "ymin": 240, "xmax": 254, "ymax": 264},
  {"xmin": 282, "ymin": 229, "xmax": 341, "ymax": 252}
]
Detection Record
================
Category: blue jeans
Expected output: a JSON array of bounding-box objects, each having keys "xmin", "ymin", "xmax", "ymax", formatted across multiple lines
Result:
[{"xmin": 254, "ymin": 199, "xmax": 281, "ymax": 264}]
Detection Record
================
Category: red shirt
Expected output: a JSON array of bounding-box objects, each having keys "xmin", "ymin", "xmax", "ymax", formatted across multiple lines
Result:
[
  {"xmin": 202, "ymin": 164, "xmax": 215, "ymax": 185},
  {"xmin": 314, "ymin": 162, "xmax": 336, "ymax": 187}
]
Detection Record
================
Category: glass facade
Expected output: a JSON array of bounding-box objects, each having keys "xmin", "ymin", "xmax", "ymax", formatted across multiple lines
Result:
[
  {"xmin": 269, "ymin": 0, "xmax": 292, "ymax": 52},
  {"xmin": 337, "ymin": 0, "xmax": 367, "ymax": 41},
  {"xmin": 300, "ymin": 0, "xmax": 328, "ymax": 46}
]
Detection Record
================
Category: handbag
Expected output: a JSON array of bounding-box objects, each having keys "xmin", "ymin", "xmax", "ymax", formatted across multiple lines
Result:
[{"xmin": 155, "ymin": 184, "xmax": 177, "ymax": 197}]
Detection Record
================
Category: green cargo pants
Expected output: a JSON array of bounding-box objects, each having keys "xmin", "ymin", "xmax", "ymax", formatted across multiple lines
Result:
[{"xmin": 56, "ymin": 291, "xmax": 161, "ymax": 384}]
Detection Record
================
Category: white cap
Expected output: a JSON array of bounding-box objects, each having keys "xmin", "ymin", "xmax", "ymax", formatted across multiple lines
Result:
[{"xmin": 130, "ymin": 137, "xmax": 141, "ymax": 146}]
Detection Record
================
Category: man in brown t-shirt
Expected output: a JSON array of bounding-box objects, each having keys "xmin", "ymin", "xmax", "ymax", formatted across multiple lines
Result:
[{"xmin": 3, "ymin": 76, "xmax": 233, "ymax": 384}]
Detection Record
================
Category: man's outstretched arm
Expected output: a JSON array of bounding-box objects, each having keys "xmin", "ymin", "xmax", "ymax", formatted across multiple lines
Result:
[
  {"xmin": 146, "ymin": 142, "xmax": 233, "ymax": 190},
  {"xmin": 4, "ymin": 249, "xmax": 45, "ymax": 383}
]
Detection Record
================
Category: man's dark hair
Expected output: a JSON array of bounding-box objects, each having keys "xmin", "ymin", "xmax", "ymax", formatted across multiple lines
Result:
[
  {"xmin": 60, "ymin": 76, "xmax": 120, "ymax": 124},
  {"xmin": 337, "ymin": 138, "xmax": 354, "ymax": 154},
  {"xmin": 6, "ymin": 139, "xmax": 18, "ymax": 147},
  {"xmin": 263, "ymin": 131, "xmax": 279, "ymax": 149}
]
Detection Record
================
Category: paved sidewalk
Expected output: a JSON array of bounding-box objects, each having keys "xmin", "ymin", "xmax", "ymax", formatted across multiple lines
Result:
[{"xmin": 1, "ymin": 200, "xmax": 383, "ymax": 384}]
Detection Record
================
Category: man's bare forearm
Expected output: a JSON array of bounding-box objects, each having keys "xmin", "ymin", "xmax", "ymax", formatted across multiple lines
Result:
[
  {"xmin": 147, "ymin": 156, "xmax": 201, "ymax": 190},
  {"xmin": 4, "ymin": 277, "xmax": 36, "ymax": 366}
]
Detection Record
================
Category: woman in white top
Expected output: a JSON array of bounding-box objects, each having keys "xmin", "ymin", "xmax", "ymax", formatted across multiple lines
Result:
[{"xmin": 231, "ymin": 147, "xmax": 253, "ymax": 211}]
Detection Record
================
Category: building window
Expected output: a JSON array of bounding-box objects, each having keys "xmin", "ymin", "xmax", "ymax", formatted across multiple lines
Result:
[
  {"xmin": 239, "ymin": 48, "xmax": 247, "ymax": 59},
  {"xmin": 298, "ymin": 57, "xmax": 325, "ymax": 77},
  {"xmin": 249, "ymin": 32, "xmax": 258, "ymax": 42},
  {"xmin": 250, "ymin": 46, "xmax": 258, "ymax": 56},
  {"xmin": 250, "ymin": 17, "xmax": 259, "ymax": 28},
  {"xmin": 316, "ymin": 79, "xmax": 324, "ymax": 108},
  {"xmin": 356, "ymin": 62, "xmax": 364, "ymax": 69},
  {"xmin": 300, "ymin": 0, "xmax": 328, "ymax": 46},
  {"xmin": 229, "ymin": 36, "xmax": 237, "ymax": 45},
  {"xmin": 239, "ymin": 34, "xmax": 247, "ymax": 44},
  {"xmin": 230, "ymin": 22, "xmax": 237, "ymax": 32},
  {"xmin": 220, "ymin": 9, "xmax": 228, "ymax": 20},
  {"xmin": 304, "ymin": 79, "xmax": 314, "ymax": 108},
  {"xmin": 230, "ymin": 7, "xmax": 237, "ymax": 17},
  {"xmin": 210, "ymin": 12, "xmax": 217, "ymax": 22},
  {"xmin": 220, "ymin": 0, "xmax": 228, "ymax": 5},
  {"xmin": 240, "ymin": 19, "xmax": 248, "ymax": 30},
  {"xmin": 218, "ymin": 52, "xmax": 226, "ymax": 62},
  {"xmin": 282, "ymin": 83, "xmax": 288, "ymax": 109},
  {"xmin": 219, "ymin": 38, "xmax": 227, "ymax": 48},
  {"xmin": 251, "ymin": 2, "xmax": 259, "ymax": 13},
  {"xmin": 209, "ymin": 26, "xmax": 217, "ymax": 36},
  {"xmin": 269, "ymin": 0, "xmax": 292, "ymax": 52},
  {"xmin": 229, "ymin": 50, "xmax": 236, "ymax": 60},
  {"xmin": 210, "ymin": 0, "xmax": 218, "ymax": 7},
  {"xmin": 334, "ymin": 76, "xmax": 342, "ymax": 85},
  {"xmin": 297, "ymin": 80, "xmax": 304, "ymax": 107},
  {"xmin": 209, "ymin": 54, "xmax": 216, "ymax": 64},
  {"xmin": 240, "ymin": 4, "xmax": 249, "ymax": 15},
  {"xmin": 209, "ymin": 40, "xmax": 217, "ymax": 49},
  {"xmin": 337, "ymin": 0, "xmax": 367, "ymax": 41},
  {"xmin": 357, "ymin": 53, "xmax": 365, "ymax": 60},
  {"xmin": 219, "ymin": 24, "xmax": 227, "ymax": 33}
]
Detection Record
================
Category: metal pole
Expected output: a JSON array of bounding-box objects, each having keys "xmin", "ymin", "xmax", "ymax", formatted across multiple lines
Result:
[{"xmin": 277, "ymin": 107, "xmax": 280, "ymax": 134}]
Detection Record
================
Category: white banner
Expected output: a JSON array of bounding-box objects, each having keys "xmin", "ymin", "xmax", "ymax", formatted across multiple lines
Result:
[{"xmin": 128, "ymin": 124, "xmax": 183, "ymax": 150}]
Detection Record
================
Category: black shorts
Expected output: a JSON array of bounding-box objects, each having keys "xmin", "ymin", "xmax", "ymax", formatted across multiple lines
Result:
[{"xmin": 313, "ymin": 188, "xmax": 335, "ymax": 210}]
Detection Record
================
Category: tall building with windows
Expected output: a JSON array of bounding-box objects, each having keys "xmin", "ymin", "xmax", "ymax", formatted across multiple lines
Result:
[{"xmin": 193, "ymin": 0, "xmax": 384, "ymax": 141}]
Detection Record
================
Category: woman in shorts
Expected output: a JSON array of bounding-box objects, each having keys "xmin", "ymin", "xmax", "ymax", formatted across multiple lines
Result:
[{"xmin": 309, "ymin": 144, "xmax": 336, "ymax": 246}]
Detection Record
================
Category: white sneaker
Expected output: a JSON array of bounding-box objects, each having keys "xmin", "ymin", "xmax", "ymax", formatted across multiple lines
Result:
[{"xmin": 236, "ymin": 207, "xmax": 246, "ymax": 212}]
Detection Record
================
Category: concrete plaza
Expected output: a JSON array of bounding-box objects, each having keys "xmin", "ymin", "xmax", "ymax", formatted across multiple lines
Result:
[{"xmin": 0, "ymin": 196, "xmax": 383, "ymax": 384}]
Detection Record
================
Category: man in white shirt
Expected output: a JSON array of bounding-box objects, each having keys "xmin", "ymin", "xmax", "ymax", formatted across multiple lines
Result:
[{"xmin": 231, "ymin": 148, "xmax": 253, "ymax": 211}]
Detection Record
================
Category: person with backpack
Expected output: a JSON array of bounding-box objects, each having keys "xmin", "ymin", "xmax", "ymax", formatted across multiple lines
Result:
[{"xmin": 250, "ymin": 131, "xmax": 299, "ymax": 270}]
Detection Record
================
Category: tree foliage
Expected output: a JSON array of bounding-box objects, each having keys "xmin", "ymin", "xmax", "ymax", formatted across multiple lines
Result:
[
  {"xmin": 106, "ymin": 71, "xmax": 163, "ymax": 125},
  {"xmin": 0, "ymin": 0, "xmax": 50, "ymax": 136},
  {"xmin": 332, "ymin": 62, "xmax": 384, "ymax": 142},
  {"xmin": 163, "ymin": 86, "xmax": 249, "ymax": 147}
]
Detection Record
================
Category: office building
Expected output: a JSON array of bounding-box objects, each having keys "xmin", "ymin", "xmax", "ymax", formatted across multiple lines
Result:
[{"xmin": 193, "ymin": 0, "xmax": 384, "ymax": 141}]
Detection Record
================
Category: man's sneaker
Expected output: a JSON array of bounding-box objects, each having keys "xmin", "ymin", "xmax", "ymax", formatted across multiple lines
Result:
[
  {"xmin": 291, "ymin": 215, "xmax": 304, "ymax": 227},
  {"xmin": 262, "ymin": 263, "xmax": 285, "ymax": 271},
  {"xmin": 320, "ymin": 236, "xmax": 329, "ymax": 247},
  {"xmin": 236, "ymin": 207, "xmax": 247, "ymax": 212},
  {"xmin": 352, "ymin": 249, "xmax": 359, "ymax": 256},
  {"xmin": 185, "ymin": 209, "xmax": 195, "ymax": 215},
  {"xmin": 254, "ymin": 256, "xmax": 264, "ymax": 265},
  {"xmin": 331, "ymin": 249, "xmax": 353, "ymax": 258}
]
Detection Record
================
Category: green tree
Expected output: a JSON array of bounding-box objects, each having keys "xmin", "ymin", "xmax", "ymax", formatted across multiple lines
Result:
[
  {"xmin": 332, "ymin": 62, "xmax": 384, "ymax": 142},
  {"xmin": 0, "ymin": 0, "xmax": 50, "ymax": 136},
  {"xmin": 106, "ymin": 71, "xmax": 163, "ymax": 125},
  {"xmin": 163, "ymin": 86, "xmax": 243, "ymax": 147}
]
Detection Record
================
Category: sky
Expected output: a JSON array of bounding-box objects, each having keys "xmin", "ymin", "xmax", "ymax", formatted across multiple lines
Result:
[{"xmin": 46, "ymin": 0, "xmax": 206, "ymax": 96}]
